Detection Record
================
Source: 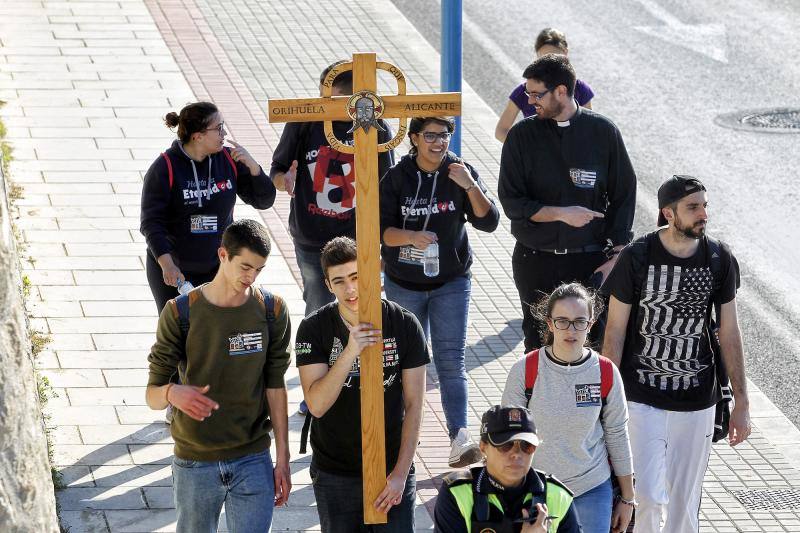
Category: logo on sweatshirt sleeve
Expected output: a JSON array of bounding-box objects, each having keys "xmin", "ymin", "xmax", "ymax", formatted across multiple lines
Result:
[{"xmin": 229, "ymin": 332, "xmax": 263, "ymax": 356}]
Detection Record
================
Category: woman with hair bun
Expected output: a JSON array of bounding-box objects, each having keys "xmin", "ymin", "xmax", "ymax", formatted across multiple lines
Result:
[
  {"xmin": 501, "ymin": 283, "xmax": 634, "ymax": 533},
  {"xmin": 495, "ymin": 27, "xmax": 595, "ymax": 142},
  {"xmin": 380, "ymin": 116, "xmax": 500, "ymax": 469},
  {"xmin": 140, "ymin": 102, "xmax": 276, "ymax": 312}
]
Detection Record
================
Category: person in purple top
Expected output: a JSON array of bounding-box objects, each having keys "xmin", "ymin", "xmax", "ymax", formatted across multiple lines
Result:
[{"xmin": 495, "ymin": 28, "xmax": 595, "ymax": 142}]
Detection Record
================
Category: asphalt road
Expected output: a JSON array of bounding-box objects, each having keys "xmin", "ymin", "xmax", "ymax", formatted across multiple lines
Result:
[{"xmin": 391, "ymin": 0, "xmax": 800, "ymax": 424}]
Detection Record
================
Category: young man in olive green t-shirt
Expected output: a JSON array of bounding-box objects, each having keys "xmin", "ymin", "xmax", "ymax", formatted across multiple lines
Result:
[{"xmin": 145, "ymin": 219, "xmax": 292, "ymax": 533}]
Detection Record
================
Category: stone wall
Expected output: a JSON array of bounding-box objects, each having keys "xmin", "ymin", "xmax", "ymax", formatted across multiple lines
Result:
[{"xmin": 0, "ymin": 160, "xmax": 59, "ymax": 531}]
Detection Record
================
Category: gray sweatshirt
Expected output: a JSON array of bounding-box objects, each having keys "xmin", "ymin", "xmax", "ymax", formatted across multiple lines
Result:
[{"xmin": 501, "ymin": 349, "xmax": 634, "ymax": 496}]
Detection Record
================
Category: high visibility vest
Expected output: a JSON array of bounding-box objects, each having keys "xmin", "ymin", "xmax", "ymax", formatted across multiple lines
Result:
[{"xmin": 448, "ymin": 476, "xmax": 573, "ymax": 533}]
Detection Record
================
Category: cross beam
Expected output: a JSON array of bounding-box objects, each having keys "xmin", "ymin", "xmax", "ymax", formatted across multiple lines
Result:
[{"xmin": 268, "ymin": 53, "xmax": 461, "ymax": 524}]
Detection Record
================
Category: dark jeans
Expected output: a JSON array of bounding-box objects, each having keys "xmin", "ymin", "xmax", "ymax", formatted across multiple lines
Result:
[
  {"xmin": 294, "ymin": 246, "xmax": 335, "ymax": 317},
  {"xmin": 145, "ymin": 251, "xmax": 217, "ymax": 313},
  {"xmin": 511, "ymin": 243, "xmax": 605, "ymax": 351},
  {"xmin": 310, "ymin": 464, "xmax": 416, "ymax": 532}
]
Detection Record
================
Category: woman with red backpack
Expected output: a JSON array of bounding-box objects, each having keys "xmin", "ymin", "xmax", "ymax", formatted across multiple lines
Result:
[
  {"xmin": 140, "ymin": 102, "xmax": 276, "ymax": 312},
  {"xmin": 502, "ymin": 282, "xmax": 635, "ymax": 533}
]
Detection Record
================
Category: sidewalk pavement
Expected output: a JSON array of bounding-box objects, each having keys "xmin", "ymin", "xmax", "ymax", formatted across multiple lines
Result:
[{"xmin": 2, "ymin": 0, "xmax": 800, "ymax": 531}]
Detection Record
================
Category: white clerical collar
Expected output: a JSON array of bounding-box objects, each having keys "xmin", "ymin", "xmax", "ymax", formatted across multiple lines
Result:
[{"xmin": 556, "ymin": 120, "xmax": 570, "ymax": 127}]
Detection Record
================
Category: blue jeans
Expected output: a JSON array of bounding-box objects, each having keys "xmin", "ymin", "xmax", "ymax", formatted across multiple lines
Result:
[
  {"xmin": 572, "ymin": 477, "xmax": 613, "ymax": 533},
  {"xmin": 310, "ymin": 463, "xmax": 416, "ymax": 532},
  {"xmin": 172, "ymin": 450, "xmax": 275, "ymax": 533},
  {"xmin": 295, "ymin": 246, "xmax": 335, "ymax": 317},
  {"xmin": 383, "ymin": 275, "xmax": 470, "ymax": 438}
]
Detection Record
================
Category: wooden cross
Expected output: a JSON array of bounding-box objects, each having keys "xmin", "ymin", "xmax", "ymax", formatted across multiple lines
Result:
[{"xmin": 268, "ymin": 53, "xmax": 461, "ymax": 524}]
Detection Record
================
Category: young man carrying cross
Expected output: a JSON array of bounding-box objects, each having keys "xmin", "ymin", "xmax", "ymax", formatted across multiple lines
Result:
[
  {"xmin": 295, "ymin": 236, "xmax": 429, "ymax": 532},
  {"xmin": 145, "ymin": 219, "xmax": 292, "ymax": 533}
]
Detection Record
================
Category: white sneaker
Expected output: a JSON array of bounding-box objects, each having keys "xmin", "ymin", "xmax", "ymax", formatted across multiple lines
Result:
[{"xmin": 448, "ymin": 428, "xmax": 482, "ymax": 468}]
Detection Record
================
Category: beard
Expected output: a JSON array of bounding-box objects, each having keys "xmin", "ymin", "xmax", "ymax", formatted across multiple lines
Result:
[
  {"xmin": 534, "ymin": 99, "xmax": 564, "ymax": 120},
  {"xmin": 675, "ymin": 217, "xmax": 706, "ymax": 239}
]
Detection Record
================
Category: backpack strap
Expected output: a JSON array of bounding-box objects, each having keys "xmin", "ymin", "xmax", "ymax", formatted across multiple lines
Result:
[
  {"xmin": 175, "ymin": 293, "xmax": 190, "ymax": 345},
  {"xmin": 222, "ymin": 147, "xmax": 238, "ymax": 179},
  {"xmin": 259, "ymin": 287, "xmax": 280, "ymax": 341},
  {"xmin": 523, "ymin": 349, "xmax": 540, "ymax": 404},
  {"xmin": 599, "ymin": 356, "xmax": 614, "ymax": 400},
  {"xmin": 161, "ymin": 152, "xmax": 174, "ymax": 189}
]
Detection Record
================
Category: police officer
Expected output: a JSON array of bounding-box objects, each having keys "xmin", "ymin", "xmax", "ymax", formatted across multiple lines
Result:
[
  {"xmin": 434, "ymin": 406, "xmax": 582, "ymax": 533},
  {"xmin": 497, "ymin": 54, "xmax": 636, "ymax": 351}
]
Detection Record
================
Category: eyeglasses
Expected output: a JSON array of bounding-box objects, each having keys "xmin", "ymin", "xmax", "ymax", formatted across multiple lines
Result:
[
  {"xmin": 420, "ymin": 131, "xmax": 452, "ymax": 143},
  {"xmin": 550, "ymin": 318, "xmax": 591, "ymax": 331},
  {"xmin": 523, "ymin": 87, "xmax": 552, "ymax": 101},
  {"xmin": 204, "ymin": 121, "xmax": 225, "ymax": 135},
  {"xmin": 492, "ymin": 440, "xmax": 536, "ymax": 454}
]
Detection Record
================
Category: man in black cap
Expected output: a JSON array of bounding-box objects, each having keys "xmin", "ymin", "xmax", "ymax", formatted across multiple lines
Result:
[
  {"xmin": 434, "ymin": 405, "xmax": 581, "ymax": 533},
  {"xmin": 602, "ymin": 175, "xmax": 751, "ymax": 533}
]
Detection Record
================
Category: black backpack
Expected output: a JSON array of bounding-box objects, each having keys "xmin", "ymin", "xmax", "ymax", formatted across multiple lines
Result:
[{"xmin": 620, "ymin": 231, "xmax": 734, "ymax": 442}]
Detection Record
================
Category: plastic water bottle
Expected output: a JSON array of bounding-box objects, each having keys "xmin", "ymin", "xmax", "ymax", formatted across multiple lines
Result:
[
  {"xmin": 177, "ymin": 279, "xmax": 194, "ymax": 295},
  {"xmin": 423, "ymin": 243, "xmax": 439, "ymax": 277}
]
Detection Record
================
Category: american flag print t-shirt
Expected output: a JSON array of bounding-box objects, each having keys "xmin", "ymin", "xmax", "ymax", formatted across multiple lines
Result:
[{"xmin": 606, "ymin": 234, "xmax": 739, "ymax": 411}]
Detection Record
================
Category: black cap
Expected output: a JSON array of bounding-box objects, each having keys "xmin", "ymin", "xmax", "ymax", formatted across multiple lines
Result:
[
  {"xmin": 657, "ymin": 175, "xmax": 706, "ymax": 226},
  {"xmin": 480, "ymin": 405, "xmax": 540, "ymax": 447}
]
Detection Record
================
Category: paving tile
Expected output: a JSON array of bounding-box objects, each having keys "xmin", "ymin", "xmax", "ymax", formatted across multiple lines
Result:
[
  {"xmin": 58, "ymin": 465, "xmax": 96, "ymax": 488},
  {"xmin": 37, "ymin": 257, "xmax": 142, "ymax": 271},
  {"xmin": 47, "ymin": 406, "xmax": 119, "ymax": 425},
  {"xmin": 42, "ymin": 285, "xmax": 151, "ymax": 301},
  {"xmin": 142, "ymin": 487, "xmax": 173, "ymax": 509},
  {"xmin": 116, "ymin": 406, "xmax": 167, "ymax": 425},
  {"xmin": 93, "ymin": 333, "xmax": 154, "ymax": 350},
  {"xmin": 83, "ymin": 301, "xmax": 156, "ymax": 318},
  {"xmin": 91, "ymin": 464, "xmax": 171, "ymax": 488},
  {"xmin": 26, "ymin": 301, "xmax": 82, "ymax": 321},
  {"xmin": 65, "ymin": 243, "xmax": 145, "ymax": 256},
  {"xmin": 49, "ymin": 317, "xmax": 155, "ymax": 334},
  {"xmin": 59, "ymin": 217, "xmax": 140, "ymax": 230},
  {"xmin": 80, "ymin": 424, "xmax": 171, "ymax": 447},
  {"xmin": 102, "ymin": 369, "xmax": 152, "ymax": 387},
  {"xmin": 58, "ymin": 510, "xmax": 109, "ymax": 533},
  {"xmin": 54, "ymin": 444, "xmax": 133, "ymax": 467},
  {"xmin": 50, "ymin": 425, "xmax": 84, "ymax": 445},
  {"xmin": 128, "ymin": 444, "xmax": 174, "ymax": 465},
  {"xmin": 104, "ymin": 509, "xmax": 176, "ymax": 533},
  {"xmin": 57, "ymin": 350, "xmax": 148, "ymax": 369},
  {"xmin": 57, "ymin": 486, "xmax": 146, "ymax": 511},
  {"xmin": 73, "ymin": 271, "xmax": 149, "ymax": 286},
  {"xmin": 41, "ymin": 368, "xmax": 106, "ymax": 388},
  {"xmin": 67, "ymin": 386, "xmax": 147, "ymax": 406}
]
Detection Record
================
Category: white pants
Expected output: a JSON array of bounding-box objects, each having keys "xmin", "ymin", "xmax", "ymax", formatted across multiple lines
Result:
[{"xmin": 628, "ymin": 401, "xmax": 714, "ymax": 533}]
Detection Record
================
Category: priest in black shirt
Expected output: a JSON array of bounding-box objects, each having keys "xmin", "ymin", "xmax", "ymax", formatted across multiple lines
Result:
[
  {"xmin": 295, "ymin": 236, "xmax": 429, "ymax": 532},
  {"xmin": 498, "ymin": 54, "xmax": 636, "ymax": 351}
]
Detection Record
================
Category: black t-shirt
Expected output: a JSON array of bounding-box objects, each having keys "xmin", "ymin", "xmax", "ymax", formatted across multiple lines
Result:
[
  {"xmin": 269, "ymin": 121, "xmax": 394, "ymax": 251},
  {"xmin": 295, "ymin": 299, "xmax": 430, "ymax": 476},
  {"xmin": 606, "ymin": 233, "xmax": 739, "ymax": 411}
]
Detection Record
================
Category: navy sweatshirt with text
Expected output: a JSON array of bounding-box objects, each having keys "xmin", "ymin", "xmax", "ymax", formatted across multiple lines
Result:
[
  {"xmin": 380, "ymin": 153, "xmax": 500, "ymax": 290},
  {"xmin": 140, "ymin": 140, "xmax": 276, "ymax": 273}
]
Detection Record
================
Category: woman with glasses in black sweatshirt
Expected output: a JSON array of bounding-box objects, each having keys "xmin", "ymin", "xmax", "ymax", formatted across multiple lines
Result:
[{"xmin": 380, "ymin": 116, "xmax": 500, "ymax": 469}]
